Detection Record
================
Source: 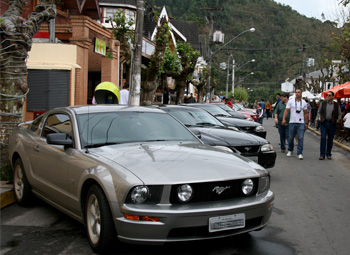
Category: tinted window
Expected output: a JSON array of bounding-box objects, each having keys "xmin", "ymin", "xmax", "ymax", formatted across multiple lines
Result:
[
  {"xmin": 168, "ymin": 109, "xmax": 224, "ymax": 126},
  {"xmin": 42, "ymin": 114, "xmax": 73, "ymax": 140},
  {"xmin": 29, "ymin": 116, "xmax": 43, "ymax": 133},
  {"xmin": 198, "ymin": 105, "xmax": 231, "ymax": 116},
  {"xmin": 77, "ymin": 112, "xmax": 199, "ymax": 148}
]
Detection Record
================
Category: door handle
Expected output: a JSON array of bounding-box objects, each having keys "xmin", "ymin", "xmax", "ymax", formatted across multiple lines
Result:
[{"xmin": 33, "ymin": 145, "xmax": 40, "ymax": 152}]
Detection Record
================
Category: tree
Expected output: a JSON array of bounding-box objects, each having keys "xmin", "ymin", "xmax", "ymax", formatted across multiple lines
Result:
[
  {"xmin": 191, "ymin": 66, "xmax": 209, "ymax": 103},
  {"xmin": 163, "ymin": 42, "xmax": 200, "ymax": 104},
  {"xmin": 0, "ymin": 0, "xmax": 56, "ymax": 175},
  {"xmin": 141, "ymin": 20, "xmax": 170, "ymax": 105}
]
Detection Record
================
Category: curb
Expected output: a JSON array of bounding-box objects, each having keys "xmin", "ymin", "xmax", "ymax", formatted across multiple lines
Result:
[
  {"xmin": 0, "ymin": 182, "xmax": 15, "ymax": 209},
  {"xmin": 308, "ymin": 126, "xmax": 350, "ymax": 152}
]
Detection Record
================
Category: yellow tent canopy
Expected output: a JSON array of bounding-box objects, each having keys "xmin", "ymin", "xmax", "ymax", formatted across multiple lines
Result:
[{"xmin": 94, "ymin": 82, "xmax": 120, "ymax": 104}]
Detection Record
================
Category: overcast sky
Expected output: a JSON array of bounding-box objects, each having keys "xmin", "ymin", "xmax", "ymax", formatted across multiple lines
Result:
[{"xmin": 274, "ymin": 0, "xmax": 347, "ymax": 23}]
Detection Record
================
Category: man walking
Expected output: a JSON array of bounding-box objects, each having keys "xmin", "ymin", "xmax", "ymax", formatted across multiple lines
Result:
[
  {"xmin": 318, "ymin": 91, "xmax": 341, "ymax": 160},
  {"xmin": 119, "ymin": 82, "xmax": 129, "ymax": 105},
  {"xmin": 282, "ymin": 88, "xmax": 309, "ymax": 159},
  {"xmin": 274, "ymin": 92, "xmax": 290, "ymax": 153}
]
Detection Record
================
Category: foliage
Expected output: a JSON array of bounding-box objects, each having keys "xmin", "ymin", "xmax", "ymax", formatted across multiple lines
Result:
[
  {"xmin": 161, "ymin": 48, "xmax": 181, "ymax": 75},
  {"xmin": 150, "ymin": 0, "xmax": 340, "ymax": 95},
  {"xmin": 233, "ymin": 87, "xmax": 249, "ymax": 102}
]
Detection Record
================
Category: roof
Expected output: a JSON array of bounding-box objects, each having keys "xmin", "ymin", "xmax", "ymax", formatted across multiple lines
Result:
[
  {"xmin": 98, "ymin": 0, "xmax": 137, "ymax": 8},
  {"xmin": 171, "ymin": 20, "xmax": 201, "ymax": 51}
]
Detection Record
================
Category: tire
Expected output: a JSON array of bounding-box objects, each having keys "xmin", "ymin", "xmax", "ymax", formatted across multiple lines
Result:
[
  {"xmin": 85, "ymin": 184, "xmax": 118, "ymax": 254},
  {"xmin": 13, "ymin": 158, "xmax": 33, "ymax": 206}
]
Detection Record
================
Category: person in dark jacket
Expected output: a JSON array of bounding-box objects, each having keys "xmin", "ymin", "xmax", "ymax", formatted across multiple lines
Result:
[{"xmin": 317, "ymin": 91, "xmax": 342, "ymax": 160}]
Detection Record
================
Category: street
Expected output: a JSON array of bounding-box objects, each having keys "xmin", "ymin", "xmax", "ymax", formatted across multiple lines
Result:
[{"xmin": 1, "ymin": 117, "xmax": 350, "ymax": 255}]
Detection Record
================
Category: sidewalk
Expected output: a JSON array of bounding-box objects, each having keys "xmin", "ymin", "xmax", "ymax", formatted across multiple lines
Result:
[{"xmin": 0, "ymin": 181, "xmax": 15, "ymax": 209}]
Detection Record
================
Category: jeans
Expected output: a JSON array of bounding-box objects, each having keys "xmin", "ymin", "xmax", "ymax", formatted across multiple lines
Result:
[
  {"xmin": 257, "ymin": 117, "xmax": 263, "ymax": 124},
  {"xmin": 288, "ymin": 123, "xmax": 305, "ymax": 155},
  {"xmin": 278, "ymin": 124, "xmax": 289, "ymax": 151},
  {"xmin": 320, "ymin": 121, "xmax": 336, "ymax": 157}
]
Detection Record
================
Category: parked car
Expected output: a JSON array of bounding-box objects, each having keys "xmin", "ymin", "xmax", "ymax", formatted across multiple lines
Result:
[
  {"xmin": 211, "ymin": 102, "xmax": 255, "ymax": 121},
  {"xmin": 9, "ymin": 105, "xmax": 274, "ymax": 254},
  {"xmin": 232, "ymin": 103, "xmax": 258, "ymax": 122},
  {"xmin": 184, "ymin": 103, "xmax": 266, "ymax": 138},
  {"xmin": 159, "ymin": 105, "xmax": 276, "ymax": 168}
]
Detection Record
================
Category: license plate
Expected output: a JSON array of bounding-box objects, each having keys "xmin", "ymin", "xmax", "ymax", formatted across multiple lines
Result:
[
  {"xmin": 209, "ymin": 214, "xmax": 245, "ymax": 233},
  {"xmin": 247, "ymin": 156, "xmax": 258, "ymax": 163}
]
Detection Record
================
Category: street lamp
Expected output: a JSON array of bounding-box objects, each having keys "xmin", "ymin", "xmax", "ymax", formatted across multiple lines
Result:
[
  {"xmin": 238, "ymin": 72, "xmax": 254, "ymax": 87},
  {"xmin": 206, "ymin": 27, "xmax": 255, "ymax": 102},
  {"xmin": 231, "ymin": 59, "xmax": 255, "ymax": 97}
]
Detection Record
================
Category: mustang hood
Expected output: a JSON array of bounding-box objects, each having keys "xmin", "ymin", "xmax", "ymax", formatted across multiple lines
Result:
[
  {"xmin": 189, "ymin": 126, "xmax": 267, "ymax": 146},
  {"xmin": 217, "ymin": 117, "xmax": 260, "ymax": 127},
  {"xmin": 92, "ymin": 143, "xmax": 264, "ymax": 184}
]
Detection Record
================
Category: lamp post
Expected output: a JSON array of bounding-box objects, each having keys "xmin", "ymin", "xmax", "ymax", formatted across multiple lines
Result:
[
  {"xmin": 238, "ymin": 72, "xmax": 254, "ymax": 87},
  {"xmin": 206, "ymin": 27, "xmax": 255, "ymax": 102},
  {"xmin": 231, "ymin": 58, "xmax": 255, "ymax": 97}
]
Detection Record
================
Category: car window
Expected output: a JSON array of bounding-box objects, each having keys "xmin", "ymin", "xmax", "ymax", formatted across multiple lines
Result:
[
  {"xmin": 199, "ymin": 105, "xmax": 231, "ymax": 116},
  {"xmin": 77, "ymin": 112, "xmax": 199, "ymax": 148},
  {"xmin": 169, "ymin": 110, "xmax": 224, "ymax": 126},
  {"xmin": 29, "ymin": 116, "xmax": 43, "ymax": 134},
  {"xmin": 42, "ymin": 114, "xmax": 73, "ymax": 140}
]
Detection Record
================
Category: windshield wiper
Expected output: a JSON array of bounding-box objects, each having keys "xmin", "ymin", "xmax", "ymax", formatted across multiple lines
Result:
[
  {"xmin": 214, "ymin": 114, "xmax": 230, "ymax": 117},
  {"xmin": 195, "ymin": 122, "xmax": 217, "ymax": 126},
  {"xmin": 84, "ymin": 142, "xmax": 122, "ymax": 148}
]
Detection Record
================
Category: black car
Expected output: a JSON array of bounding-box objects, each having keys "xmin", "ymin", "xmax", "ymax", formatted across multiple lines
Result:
[
  {"xmin": 184, "ymin": 103, "xmax": 267, "ymax": 138},
  {"xmin": 159, "ymin": 105, "xmax": 276, "ymax": 169}
]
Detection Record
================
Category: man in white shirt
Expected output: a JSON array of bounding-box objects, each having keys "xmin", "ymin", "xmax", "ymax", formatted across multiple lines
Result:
[
  {"xmin": 282, "ymin": 88, "xmax": 309, "ymax": 159},
  {"xmin": 119, "ymin": 82, "xmax": 129, "ymax": 105}
]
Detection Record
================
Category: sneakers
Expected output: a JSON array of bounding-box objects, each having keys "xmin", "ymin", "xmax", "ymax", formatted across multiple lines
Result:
[
  {"xmin": 298, "ymin": 154, "xmax": 303, "ymax": 160},
  {"xmin": 286, "ymin": 151, "xmax": 292, "ymax": 157}
]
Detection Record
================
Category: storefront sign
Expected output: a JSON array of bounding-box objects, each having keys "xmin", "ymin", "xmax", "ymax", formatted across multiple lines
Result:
[{"xmin": 94, "ymin": 38, "xmax": 106, "ymax": 56}]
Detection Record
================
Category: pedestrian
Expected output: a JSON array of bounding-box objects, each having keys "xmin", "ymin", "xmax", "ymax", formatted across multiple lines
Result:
[
  {"xmin": 253, "ymin": 100, "xmax": 258, "ymax": 110},
  {"xmin": 318, "ymin": 91, "xmax": 341, "ymax": 160},
  {"xmin": 265, "ymin": 101, "xmax": 271, "ymax": 119},
  {"xmin": 163, "ymin": 89, "xmax": 170, "ymax": 104},
  {"xmin": 274, "ymin": 92, "xmax": 290, "ymax": 152},
  {"xmin": 257, "ymin": 103, "xmax": 263, "ymax": 124},
  {"xmin": 282, "ymin": 88, "xmax": 309, "ymax": 159},
  {"xmin": 225, "ymin": 98, "xmax": 233, "ymax": 108},
  {"xmin": 344, "ymin": 108, "xmax": 350, "ymax": 131},
  {"xmin": 230, "ymin": 95, "xmax": 235, "ymax": 104},
  {"xmin": 276, "ymin": 93, "xmax": 281, "ymax": 107},
  {"xmin": 259, "ymin": 99, "xmax": 266, "ymax": 118},
  {"xmin": 119, "ymin": 82, "xmax": 129, "ymax": 105},
  {"xmin": 188, "ymin": 93, "xmax": 196, "ymax": 103}
]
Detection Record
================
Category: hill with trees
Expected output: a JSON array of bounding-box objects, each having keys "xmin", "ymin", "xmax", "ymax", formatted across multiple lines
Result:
[{"xmin": 150, "ymin": 0, "xmax": 341, "ymax": 101}]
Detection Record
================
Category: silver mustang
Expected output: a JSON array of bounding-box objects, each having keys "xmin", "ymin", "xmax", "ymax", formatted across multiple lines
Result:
[{"xmin": 8, "ymin": 105, "xmax": 274, "ymax": 254}]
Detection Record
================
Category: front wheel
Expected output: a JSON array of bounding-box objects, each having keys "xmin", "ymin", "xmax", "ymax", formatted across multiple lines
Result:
[
  {"xmin": 85, "ymin": 184, "xmax": 118, "ymax": 254},
  {"xmin": 13, "ymin": 158, "xmax": 33, "ymax": 206}
]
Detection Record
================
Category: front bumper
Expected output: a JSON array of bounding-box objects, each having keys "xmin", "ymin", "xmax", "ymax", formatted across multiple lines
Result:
[{"xmin": 115, "ymin": 190, "xmax": 274, "ymax": 244}]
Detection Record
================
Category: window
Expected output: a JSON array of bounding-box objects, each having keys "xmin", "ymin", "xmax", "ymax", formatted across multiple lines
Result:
[
  {"xmin": 42, "ymin": 114, "xmax": 73, "ymax": 141},
  {"xmin": 29, "ymin": 116, "xmax": 43, "ymax": 134}
]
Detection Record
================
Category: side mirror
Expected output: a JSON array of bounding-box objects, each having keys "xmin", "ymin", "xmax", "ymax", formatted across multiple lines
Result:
[
  {"xmin": 47, "ymin": 133, "xmax": 73, "ymax": 147},
  {"xmin": 191, "ymin": 129, "xmax": 202, "ymax": 139}
]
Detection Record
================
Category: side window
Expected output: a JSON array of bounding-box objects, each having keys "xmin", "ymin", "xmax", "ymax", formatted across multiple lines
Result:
[
  {"xmin": 42, "ymin": 114, "xmax": 73, "ymax": 141},
  {"xmin": 29, "ymin": 116, "xmax": 43, "ymax": 134}
]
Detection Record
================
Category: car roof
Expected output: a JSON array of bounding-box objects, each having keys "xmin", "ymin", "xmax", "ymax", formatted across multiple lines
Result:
[
  {"xmin": 157, "ymin": 104, "xmax": 204, "ymax": 112},
  {"xmin": 54, "ymin": 105, "xmax": 167, "ymax": 115}
]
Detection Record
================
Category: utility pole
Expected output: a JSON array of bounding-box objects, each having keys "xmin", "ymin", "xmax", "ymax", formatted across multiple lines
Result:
[
  {"xmin": 231, "ymin": 59, "xmax": 235, "ymax": 95},
  {"xmin": 202, "ymin": 7, "xmax": 223, "ymax": 102},
  {"xmin": 225, "ymin": 54, "xmax": 232, "ymax": 98},
  {"xmin": 130, "ymin": 0, "xmax": 144, "ymax": 106},
  {"xmin": 301, "ymin": 44, "xmax": 307, "ymax": 83}
]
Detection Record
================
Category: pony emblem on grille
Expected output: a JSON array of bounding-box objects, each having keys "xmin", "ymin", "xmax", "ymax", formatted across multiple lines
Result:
[
  {"xmin": 212, "ymin": 186, "xmax": 231, "ymax": 195},
  {"xmin": 244, "ymin": 147, "xmax": 252, "ymax": 151}
]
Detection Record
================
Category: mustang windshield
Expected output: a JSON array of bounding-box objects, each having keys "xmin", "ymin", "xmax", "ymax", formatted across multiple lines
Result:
[
  {"xmin": 77, "ymin": 112, "xmax": 198, "ymax": 148},
  {"xmin": 168, "ymin": 109, "xmax": 224, "ymax": 127}
]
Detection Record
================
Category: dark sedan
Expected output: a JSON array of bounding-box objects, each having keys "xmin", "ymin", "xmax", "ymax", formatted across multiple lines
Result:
[
  {"xmin": 184, "ymin": 103, "xmax": 267, "ymax": 138},
  {"xmin": 159, "ymin": 105, "xmax": 276, "ymax": 169}
]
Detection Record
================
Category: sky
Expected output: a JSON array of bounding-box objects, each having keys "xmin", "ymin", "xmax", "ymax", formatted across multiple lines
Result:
[{"xmin": 274, "ymin": 0, "xmax": 348, "ymax": 23}]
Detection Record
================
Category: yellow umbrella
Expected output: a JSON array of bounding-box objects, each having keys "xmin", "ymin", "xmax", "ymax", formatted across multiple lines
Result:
[{"xmin": 94, "ymin": 82, "xmax": 120, "ymax": 104}]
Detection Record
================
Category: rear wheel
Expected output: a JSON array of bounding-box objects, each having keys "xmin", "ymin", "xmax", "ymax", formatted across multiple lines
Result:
[
  {"xmin": 13, "ymin": 158, "xmax": 33, "ymax": 206},
  {"xmin": 85, "ymin": 184, "xmax": 118, "ymax": 254}
]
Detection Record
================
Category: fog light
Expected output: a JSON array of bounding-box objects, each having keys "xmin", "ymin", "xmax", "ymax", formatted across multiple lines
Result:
[
  {"xmin": 124, "ymin": 214, "xmax": 160, "ymax": 222},
  {"xmin": 242, "ymin": 179, "xmax": 254, "ymax": 195},
  {"xmin": 177, "ymin": 184, "xmax": 193, "ymax": 202}
]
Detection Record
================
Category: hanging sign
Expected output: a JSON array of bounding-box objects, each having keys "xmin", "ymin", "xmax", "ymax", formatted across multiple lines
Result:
[{"xmin": 94, "ymin": 38, "xmax": 106, "ymax": 56}]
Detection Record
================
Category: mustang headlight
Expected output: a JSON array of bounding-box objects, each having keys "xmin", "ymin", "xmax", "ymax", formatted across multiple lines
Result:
[
  {"xmin": 261, "ymin": 143, "xmax": 273, "ymax": 152},
  {"xmin": 258, "ymin": 175, "xmax": 270, "ymax": 194},
  {"xmin": 255, "ymin": 125, "xmax": 265, "ymax": 131},
  {"xmin": 242, "ymin": 179, "xmax": 254, "ymax": 196},
  {"xmin": 131, "ymin": 186, "xmax": 149, "ymax": 204},
  {"xmin": 177, "ymin": 184, "xmax": 193, "ymax": 202}
]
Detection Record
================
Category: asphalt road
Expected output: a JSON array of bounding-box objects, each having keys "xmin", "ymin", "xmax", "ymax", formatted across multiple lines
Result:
[{"xmin": 1, "ymin": 117, "xmax": 350, "ymax": 255}]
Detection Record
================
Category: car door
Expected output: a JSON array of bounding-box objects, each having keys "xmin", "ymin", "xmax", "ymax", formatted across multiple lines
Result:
[{"xmin": 29, "ymin": 112, "xmax": 73, "ymax": 206}]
